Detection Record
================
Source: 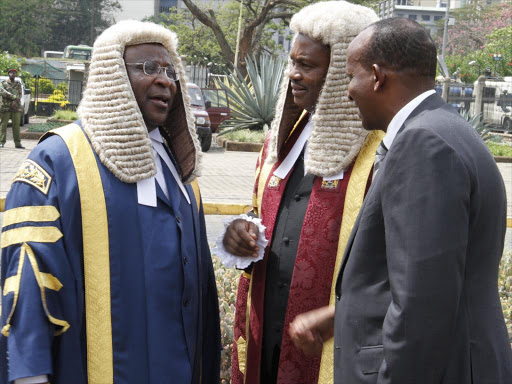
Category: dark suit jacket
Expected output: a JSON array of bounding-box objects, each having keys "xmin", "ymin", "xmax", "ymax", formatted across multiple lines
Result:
[{"xmin": 334, "ymin": 94, "xmax": 512, "ymax": 384}]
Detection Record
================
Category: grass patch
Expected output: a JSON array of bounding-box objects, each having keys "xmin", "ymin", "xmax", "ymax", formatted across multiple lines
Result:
[
  {"xmin": 28, "ymin": 121, "xmax": 68, "ymax": 133},
  {"xmin": 487, "ymin": 142, "xmax": 512, "ymax": 157},
  {"xmin": 220, "ymin": 129, "xmax": 265, "ymax": 143},
  {"xmin": 51, "ymin": 109, "xmax": 78, "ymax": 121}
]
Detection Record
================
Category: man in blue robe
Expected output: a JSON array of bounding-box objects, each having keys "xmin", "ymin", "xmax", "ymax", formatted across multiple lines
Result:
[{"xmin": 0, "ymin": 20, "xmax": 221, "ymax": 384}]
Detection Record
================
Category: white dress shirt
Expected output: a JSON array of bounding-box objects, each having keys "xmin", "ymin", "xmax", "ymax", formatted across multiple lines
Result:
[
  {"xmin": 137, "ymin": 128, "xmax": 191, "ymax": 206},
  {"xmin": 382, "ymin": 89, "xmax": 436, "ymax": 152},
  {"xmin": 273, "ymin": 114, "xmax": 345, "ymax": 180}
]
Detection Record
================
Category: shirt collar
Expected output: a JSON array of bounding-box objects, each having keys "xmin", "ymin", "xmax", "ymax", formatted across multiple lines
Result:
[
  {"xmin": 149, "ymin": 128, "xmax": 164, "ymax": 143},
  {"xmin": 382, "ymin": 89, "xmax": 436, "ymax": 151}
]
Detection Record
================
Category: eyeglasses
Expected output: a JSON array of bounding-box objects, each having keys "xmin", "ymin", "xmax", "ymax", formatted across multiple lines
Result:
[{"xmin": 125, "ymin": 61, "xmax": 179, "ymax": 81}]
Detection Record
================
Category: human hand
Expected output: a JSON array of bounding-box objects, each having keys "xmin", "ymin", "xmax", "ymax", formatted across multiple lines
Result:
[
  {"xmin": 222, "ymin": 218, "xmax": 260, "ymax": 257},
  {"xmin": 289, "ymin": 306, "xmax": 335, "ymax": 356}
]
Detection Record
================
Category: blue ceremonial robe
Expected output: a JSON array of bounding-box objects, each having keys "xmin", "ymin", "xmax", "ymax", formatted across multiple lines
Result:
[{"xmin": 0, "ymin": 122, "xmax": 221, "ymax": 383}]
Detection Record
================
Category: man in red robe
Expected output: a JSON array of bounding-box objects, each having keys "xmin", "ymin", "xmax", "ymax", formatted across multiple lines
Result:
[{"xmin": 219, "ymin": 2, "xmax": 381, "ymax": 384}]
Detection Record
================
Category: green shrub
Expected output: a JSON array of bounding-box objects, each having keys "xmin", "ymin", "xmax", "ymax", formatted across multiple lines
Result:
[
  {"xmin": 29, "ymin": 77, "xmax": 55, "ymax": 95},
  {"xmin": 220, "ymin": 128, "xmax": 265, "ymax": 143},
  {"xmin": 211, "ymin": 248, "xmax": 512, "ymax": 383},
  {"xmin": 499, "ymin": 250, "xmax": 512, "ymax": 340},
  {"xmin": 52, "ymin": 109, "xmax": 77, "ymax": 121},
  {"xmin": 48, "ymin": 90, "xmax": 66, "ymax": 102},
  {"xmin": 212, "ymin": 254, "xmax": 240, "ymax": 383},
  {"xmin": 27, "ymin": 121, "xmax": 68, "ymax": 132},
  {"xmin": 56, "ymin": 82, "xmax": 68, "ymax": 95},
  {"xmin": 487, "ymin": 142, "xmax": 512, "ymax": 157}
]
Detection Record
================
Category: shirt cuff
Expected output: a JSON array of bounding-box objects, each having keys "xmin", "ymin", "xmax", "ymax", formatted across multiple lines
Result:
[
  {"xmin": 215, "ymin": 214, "xmax": 268, "ymax": 269},
  {"xmin": 15, "ymin": 375, "xmax": 49, "ymax": 384}
]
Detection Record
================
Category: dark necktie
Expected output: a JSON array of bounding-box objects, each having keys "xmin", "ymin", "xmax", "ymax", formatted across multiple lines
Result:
[{"xmin": 373, "ymin": 141, "xmax": 388, "ymax": 180}]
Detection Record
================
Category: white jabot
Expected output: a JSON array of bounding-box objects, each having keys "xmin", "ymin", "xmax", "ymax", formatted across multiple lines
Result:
[
  {"xmin": 273, "ymin": 115, "xmax": 344, "ymax": 180},
  {"xmin": 382, "ymin": 89, "xmax": 436, "ymax": 152},
  {"xmin": 137, "ymin": 129, "xmax": 191, "ymax": 206},
  {"xmin": 15, "ymin": 375, "xmax": 48, "ymax": 384}
]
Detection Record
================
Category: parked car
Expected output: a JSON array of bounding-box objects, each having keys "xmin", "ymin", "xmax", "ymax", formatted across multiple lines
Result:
[
  {"xmin": 0, "ymin": 76, "xmax": 31, "ymax": 126},
  {"xmin": 186, "ymin": 82, "xmax": 212, "ymax": 152},
  {"xmin": 201, "ymin": 88, "xmax": 231, "ymax": 132}
]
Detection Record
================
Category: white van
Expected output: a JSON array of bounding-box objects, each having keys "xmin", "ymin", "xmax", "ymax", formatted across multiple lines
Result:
[
  {"xmin": 0, "ymin": 76, "xmax": 31, "ymax": 126},
  {"xmin": 482, "ymin": 77, "xmax": 512, "ymax": 131}
]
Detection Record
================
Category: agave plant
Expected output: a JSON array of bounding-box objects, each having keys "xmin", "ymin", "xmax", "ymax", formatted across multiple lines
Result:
[
  {"xmin": 215, "ymin": 53, "xmax": 285, "ymax": 135},
  {"xmin": 459, "ymin": 109, "xmax": 492, "ymax": 141}
]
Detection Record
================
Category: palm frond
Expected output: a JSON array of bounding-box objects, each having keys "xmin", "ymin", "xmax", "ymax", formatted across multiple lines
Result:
[{"xmin": 215, "ymin": 53, "xmax": 286, "ymax": 136}]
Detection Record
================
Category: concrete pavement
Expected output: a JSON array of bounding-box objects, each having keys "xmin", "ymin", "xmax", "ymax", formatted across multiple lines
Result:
[{"xmin": 1, "ymin": 127, "xmax": 512, "ymax": 249}]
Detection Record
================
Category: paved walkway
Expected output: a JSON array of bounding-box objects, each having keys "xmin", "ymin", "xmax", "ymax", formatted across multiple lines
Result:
[{"xmin": 1, "ymin": 127, "xmax": 512, "ymax": 249}]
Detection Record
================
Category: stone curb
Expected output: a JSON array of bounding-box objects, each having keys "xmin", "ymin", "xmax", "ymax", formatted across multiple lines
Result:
[
  {"xmin": 216, "ymin": 135, "xmax": 263, "ymax": 152},
  {"xmin": 1, "ymin": 197, "xmax": 511, "ymax": 228},
  {"xmin": 495, "ymin": 156, "xmax": 512, "ymax": 163}
]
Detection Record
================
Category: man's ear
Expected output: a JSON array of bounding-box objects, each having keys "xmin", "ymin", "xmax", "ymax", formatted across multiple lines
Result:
[{"xmin": 372, "ymin": 64, "xmax": 385, "ymax": 92}]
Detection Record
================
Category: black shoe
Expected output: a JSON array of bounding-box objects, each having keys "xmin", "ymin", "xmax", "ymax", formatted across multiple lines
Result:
[{"xmin": 15, "ymin": 144, "xmax": 25, "ymax": 149}]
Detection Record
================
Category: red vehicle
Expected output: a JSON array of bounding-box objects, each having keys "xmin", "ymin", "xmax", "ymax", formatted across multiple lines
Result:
[
  {"xmin": 201, "ymin": 88, "xmax": 231, "ymax": 133},
  {"xmin": 187, "ymin": 82, "xmax": 212, "ymax": 152}
]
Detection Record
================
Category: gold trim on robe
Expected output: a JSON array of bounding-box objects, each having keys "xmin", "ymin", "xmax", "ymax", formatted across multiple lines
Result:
[
  {"xmin": 2, "ymin": 205, "xmax": 60, "ymax": 227},
  {"xmin": 52, "ymin": 124, "xmax": 114, "ymax": 384},
  {"xmin": 317, "ymin": 129, "xmax": 385, "ymax": 384}
]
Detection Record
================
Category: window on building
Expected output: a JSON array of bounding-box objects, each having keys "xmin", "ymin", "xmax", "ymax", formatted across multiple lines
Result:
[
  {"xmin": 396, "ymin": 0, "xmax": 408, "ymax": 5},
  {"xmin": 434, "ymin": 15, "xmax": 443, "ymax": 21},
  {"xmin": 440, "ymin": 2, "xmax": 447, "ymax": 7},
  {"xmin": 408, "ymin": 14, "xmax": 417, "ymax": 20},
  {"xmin": 422, "ymin": 14, "xmax": 431, "ymax": 21}
]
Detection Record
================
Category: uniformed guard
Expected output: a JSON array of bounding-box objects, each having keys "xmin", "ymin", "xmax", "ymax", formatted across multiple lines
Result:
[{"xmin": 0, "ymin": 68, "xmax": 24, "ymax": 149}]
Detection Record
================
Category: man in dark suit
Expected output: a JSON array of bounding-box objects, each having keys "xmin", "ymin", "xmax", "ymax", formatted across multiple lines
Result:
[{"xmin": 289, "ymin": 18, "xmax": 512, "ymax": 383}]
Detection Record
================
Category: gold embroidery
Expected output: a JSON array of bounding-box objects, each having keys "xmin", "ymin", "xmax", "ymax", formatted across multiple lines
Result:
[
  {"xmin": 2, "ymin": 206, "xmax": 60, "ymax": 228},
  {"xmin": 321, "ymin": 180, "xmax": 339, "ymax": 190},
  {"xmin": 242, "ymin": 271, "xmax": 252, "ymax": 279},
  {"xmin": 317, "ymin": 129, "xmax": 385, "ymax": 384},
  {"xmin": 53, "ymin": 124, "xmax": 113, "ymax": 383},
  {"xmin": 13, "ymin": 159, "xmax": 52, "ymax": 195},
  {"xmin": 2, "ymin": 243, "xmax": 69, "ymax": 337},
  {"xmin": 267, "ymin": 175, "xmax": 281, "ymax": 188},
  {"xmin": 236, "ymin": 336, "xmax": 248, "ymax": 375},
  {"xmin": 243, "ymin": 271, "xmax": 254, "ymax": 383},
  {"xmin": 1, "ymin": 226, "xmax": 63, "ymax": 248}
]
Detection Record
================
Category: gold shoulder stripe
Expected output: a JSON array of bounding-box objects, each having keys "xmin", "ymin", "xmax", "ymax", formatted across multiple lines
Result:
[
  {"xmin": 2, "ymin": 243, "xmax": 69, "ymax": 337},
  {"xmin": 1, "ymin": 226, "xmax": 63, "ymax": 248},
  {"xmin": 52, "ymin": 123, "xmax": 113, "ymax": 382},
  {"xmin": 13, "ymin": 159, "xmax": 52, "ymax": 195},
  {"xmin": 317, "ymin": 129, "xmax": 385, "ymax": 384},
  {"xmin": 190, "ymin": 180, "xmax": 201, "ymax": 212},
  {"xmin": 2, "ymin": 206, "xmax": 60, "ymax": 228},
  {"xmin": 4, "ymin": 272, "xmax": 63, "ymax": 295}
]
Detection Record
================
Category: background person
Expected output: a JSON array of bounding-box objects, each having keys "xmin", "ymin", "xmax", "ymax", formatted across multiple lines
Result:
[{"xmin": 0, "ymin": 68, "xmax": 24, "ymax": 149}]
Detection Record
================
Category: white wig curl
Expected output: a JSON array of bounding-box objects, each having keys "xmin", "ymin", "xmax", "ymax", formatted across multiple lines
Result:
[
  {"xmin": 268, "ymin": 1, "xmax": 378, "ymax": 176},
  {"xmin": 78, "ymin": 20, "xmax": 201, "ymax": 184}
]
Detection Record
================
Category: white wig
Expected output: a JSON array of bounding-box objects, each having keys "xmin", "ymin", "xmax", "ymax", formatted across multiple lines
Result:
[
  {"xmin": 267, "ymin": 1, "xmax": 378, "ymax": 176},
  {"xmin": 78, "ymin": 20, "xmax": 201, "ymax": 184}
]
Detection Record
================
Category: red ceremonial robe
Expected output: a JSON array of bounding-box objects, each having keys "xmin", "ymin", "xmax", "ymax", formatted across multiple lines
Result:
[{"xmin": 231, "ymin": 112, "xmax": 384, "ymax": 384}]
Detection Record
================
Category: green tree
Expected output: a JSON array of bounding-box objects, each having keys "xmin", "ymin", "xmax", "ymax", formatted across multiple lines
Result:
[
  {"xmin": 438, "ymin": 3, "xmax": 512, "ymax": 82},
  {"xmin": 0, "ymin": 0, "xmax": 121, "ymax": 57},
  {"xmin": 46, "ymin": 0, "xmax": 121, "ymax": 50},
  {"xmin": 179, "ymin": 0, "xmax": 379, "ymax": 71},
  {"xmin": 0, "ymin": 52, "xmax": 30, "ymax": 83},
  {"xmin": 0, "ymin": 0, "xmax": 54, "ymax": 57}
]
